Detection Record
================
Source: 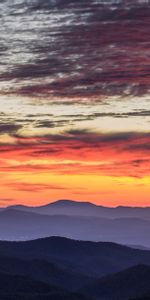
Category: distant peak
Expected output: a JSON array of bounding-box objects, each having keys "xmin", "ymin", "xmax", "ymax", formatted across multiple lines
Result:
[
  {"xmin": 8, "ymin": 204, "xmax": 27, "ymax": 209},
  {"xmin": 50, "ymin": 199, "xmax": 96, "ymax": 207}
]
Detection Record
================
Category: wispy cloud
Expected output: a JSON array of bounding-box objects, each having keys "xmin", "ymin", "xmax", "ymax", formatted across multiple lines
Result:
[
  {"xmin": 0, "ymin": 0, "xmax": 150, "ymax": 98},
  {"xmin": 0, "ymin": 130, "xmax": 149, "ymax": 177},
  {"xmin": 0, "ymin": 0, "xmax": 149, "ymax": 205}
]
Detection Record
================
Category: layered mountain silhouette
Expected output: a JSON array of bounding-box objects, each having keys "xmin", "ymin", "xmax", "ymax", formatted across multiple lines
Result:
[
  {"xmin": 1, "ymin": 201, "xmax": 150, "ymax": 248},
  {"xmin": 0, "ymin": 237, "xmax": 150, "ymax": 299},
  {"xmin": 1, "ymin": 200, "xmax": 150, "ymax": 299},
  {"xmin": 1, "ymin": 237, "xmax": 150, "ymax": 278},
  {"xmin": 81, "ymin": 264, "xmax": 150, "ymax": 300},
  {"xmin": 0, "ymin": 255, "xmax": 92, "ymax": 291},
  {"xmin": 7, "ymin": 200, "xmax": 150, "ymax": 219},
  {"xmin": 0, "ymin": 271, "xmax": 89, "ymax": 300}
]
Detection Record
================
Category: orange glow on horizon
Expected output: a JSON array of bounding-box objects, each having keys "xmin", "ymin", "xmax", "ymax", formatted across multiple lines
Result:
[
  {"xmin": 0, "ymin": 131, "xmax": 149, "ymax": 207},
  {"xmin": 0, "ymin": 170, "xmax": 149, "ymax": 207}
]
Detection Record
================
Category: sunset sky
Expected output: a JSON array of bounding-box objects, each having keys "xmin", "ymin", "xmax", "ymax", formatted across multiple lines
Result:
[{"xmin": 0, "ymin": 0, "xmax": 150, "ymax": 207}]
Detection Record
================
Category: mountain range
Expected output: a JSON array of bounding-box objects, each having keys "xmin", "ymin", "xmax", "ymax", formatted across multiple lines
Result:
[
  {"xmin": 81, "ymin": 264, "xmax": 150, "ymax": 300},
  {"xmin": 1, "ymin": 236, "xmax": 150, "ymax": 278},
  {"xmin": 0, "ymin": 271, "xmax": 88, "ymax": 300},
  {"xmin": 0, "ymin": 200, "xmax": 150, "ymax": 248},
  {"xmin": 0, "ymin": 236, "xmax": 150, "ymax": 299},
  {"xmin": 6, "ymin": 200, "xmax": 150, "ymax": 219}
]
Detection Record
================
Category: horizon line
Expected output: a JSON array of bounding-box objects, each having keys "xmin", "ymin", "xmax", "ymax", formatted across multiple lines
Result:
[{"xmin": 1, "ymin": 199, "xmax": 150, "ymax": 209}]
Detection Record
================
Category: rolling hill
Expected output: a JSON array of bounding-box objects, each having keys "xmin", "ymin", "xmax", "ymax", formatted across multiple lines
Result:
[
  {"xmin": 0, "ymin": 271, "xmax": 88, "ymax": 300},
  {"xmin": 0, "ymin": 255, "xmax": 91, "ymax": 291},
  {"xmin": 0, "ymin": 237, "xmax": 150, "ymax": 299},
  {"xmin": 7, "ymin": 200, "xmax": 150, "ymax": 220},
  {"xmin": 81, "ymin": 265, "xmax": 150, "ymax": 300},
  {"xmin": 1, "ymin": 237, "xmax": 150, "ymax": 278},
  {"xmin": 0, "ymin": 208, "xmax": 150, "ymax": 247}
]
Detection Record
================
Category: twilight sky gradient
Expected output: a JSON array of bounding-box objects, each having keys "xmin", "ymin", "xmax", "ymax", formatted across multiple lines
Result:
[{"xmin": 0, "ymin": 0, "xmax": 150, "ymax": 207}]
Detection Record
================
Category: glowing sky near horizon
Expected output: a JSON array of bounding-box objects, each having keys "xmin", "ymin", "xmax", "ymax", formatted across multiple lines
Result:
[{"xmin": 0, "ymin": 0, "xmax": 150, "ymax": 207}]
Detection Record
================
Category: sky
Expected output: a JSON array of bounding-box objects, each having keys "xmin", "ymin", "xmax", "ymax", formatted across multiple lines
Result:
[{"xmin": 0, "ymin": 0, "xmax": 150, "ymax": 207}]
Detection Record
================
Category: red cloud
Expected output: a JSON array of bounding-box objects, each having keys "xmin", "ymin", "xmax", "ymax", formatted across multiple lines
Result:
[{"xmin": 0, "ymin": 131, "xmax": 149, "ymax": 178}]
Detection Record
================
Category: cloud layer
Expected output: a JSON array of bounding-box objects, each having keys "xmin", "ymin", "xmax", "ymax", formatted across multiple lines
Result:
[
  {"xmin": 0, "ymin": 0, "xmax": 150, "ymax": 98},
  {"xmin": 0, "ymin": 0, "xmax": 149, "ymax": 205}
]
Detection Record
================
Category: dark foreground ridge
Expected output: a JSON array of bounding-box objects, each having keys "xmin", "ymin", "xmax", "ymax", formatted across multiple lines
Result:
[
  {"xmin": 0, "ymin": 237, "xmax": 150, "ymax": 299},
  {"xmin": 81, "ymin": 264, "xmax": 150, "ymax": 299},
  {"xmin": 0, "ymin": 271, "xmax": 88, "ymax": 300}
]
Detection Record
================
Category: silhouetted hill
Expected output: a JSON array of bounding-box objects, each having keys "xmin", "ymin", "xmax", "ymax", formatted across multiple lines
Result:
[
  {"xmin": 8, "ymin": 200, "xmax": 100, "ymax": 217},
  {"xmin": 1, "ymin": 237, "xmax": 150, "ymax": 278},
  {"xmin": 7, "ymin": 200, "xmax": 150, "ymax": 220},
  {"xmin": 51, "ymin": 200, "xmax": 94, "ymax": 208},
  {"xmin": 1, "ymin": 238, "xmax": 150, "ymax": 299},
  {"xmin": 0, "ymin": 255, "xmax": 91, "ymax": 291},
  {"xmin": 0, "ymin": 271, "xmax": 61, "ymax": 296},
  {"xmin": 132, "ymin": 298, "xmax": 150, "ymax": 300},
  {"xmin": 1, "ymin": 208, "xmax": 150, "ymax": 247},
  {"xmin": 0, "ymin": 271, "xmax": 89, "ymax": 300},
  {"xmin": 81, "ymin": 265, "xmax": 150, "ymax": 300}
]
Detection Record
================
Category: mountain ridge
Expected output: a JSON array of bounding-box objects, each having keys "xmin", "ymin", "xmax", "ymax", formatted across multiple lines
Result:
[
  {"xmin": 81, "ymin": 264, "xmax": 150, "ymax": 299},
  {"xmin": 6, "ymin": 199, "xmax": 150, "ymax": 211},
  {"xmin": 1, "ymin": 236, "xmax": 150, "ymax": 278},
  {"xmin": 1, "ymin": 206, "xmax": 150, "ymax": 247},
  {"xmin": 3, "ymin": 199, "xmax": 150, "ymax": 221}
]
